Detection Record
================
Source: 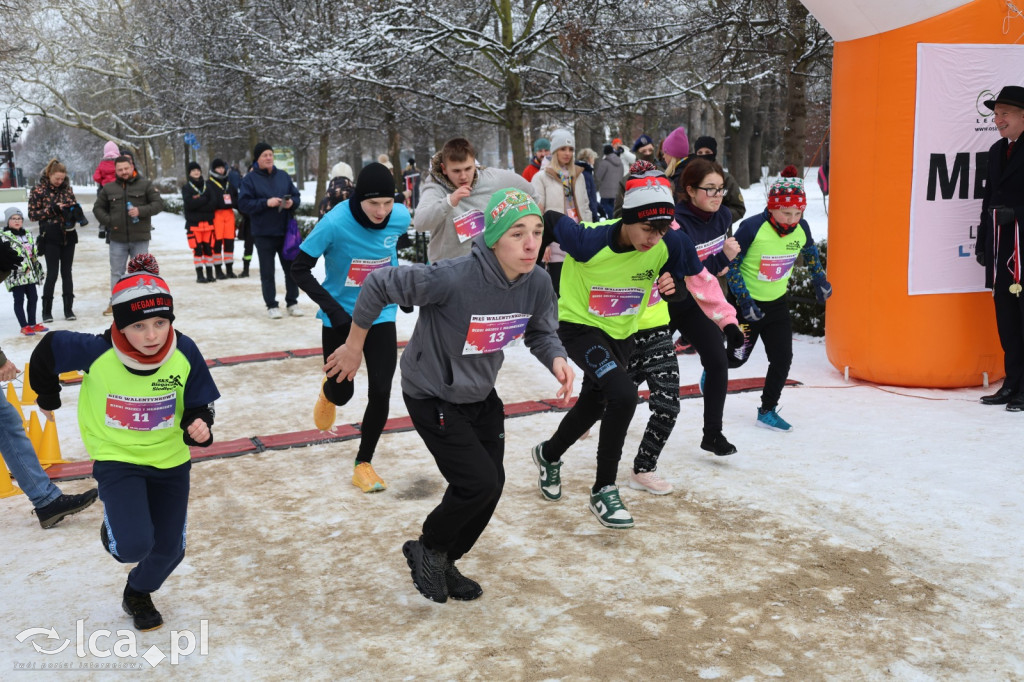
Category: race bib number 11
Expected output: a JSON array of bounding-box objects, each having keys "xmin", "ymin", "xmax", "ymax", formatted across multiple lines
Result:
[{"xmin": 105, "ymin": 393, "xmax": 177, "ymax": 431}]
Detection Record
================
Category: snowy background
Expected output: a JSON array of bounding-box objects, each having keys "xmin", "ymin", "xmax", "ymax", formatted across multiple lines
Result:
[{"xmin": 0, "ymin": 174, "xmax": 1022, "ymax": 679}]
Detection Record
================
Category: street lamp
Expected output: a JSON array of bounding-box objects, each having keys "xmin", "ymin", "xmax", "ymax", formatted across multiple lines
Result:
[{"xmin": 1, "ymin": 109, "xmax": 27, "ymax": 188}]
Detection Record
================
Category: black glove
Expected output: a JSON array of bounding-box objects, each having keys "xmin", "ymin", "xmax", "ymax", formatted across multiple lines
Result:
[
  {"xmin": 812, "ymin": 277, "xmax": 833, "ymax": 304},
  {"xmin": 739, "ymin": 299, "xmax": 765, "ymax": 322},
  {"xmin": 327, "ymin": 309, "xmax": 353, "ymax": 328},
  {"xmin": 0, "ymin": 239, "xmax": 23, "ymax": 271},
  {"xmin": 724, "ymin": 323, "xmax": 745, "ymax": 349},
  {"xmin": 994, "ymin": 206, "xmax": 1016, "ymax": 227},
  {"xmin": 399, "ymin": 304, "xmax": 414, "ymax": 314},
  {"xmin": 98, "ymin": 227, "xmax": 107, "ymax": 239},
  {"xmin": 976, "ymin": 251, "xmax": 985, "ymax": 266}
]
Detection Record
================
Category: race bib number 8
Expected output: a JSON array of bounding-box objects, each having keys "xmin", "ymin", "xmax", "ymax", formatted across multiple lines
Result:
[
  {"xmin": 588, "ymin": 286, "xmax": 645, "ymax": 317},
  {"xmin": 454, "ymin": 210, "xmax": 485, "ymax": 243},
  {"xmin": 463, "ymin": 313, "xmax": 532, "ymax": 355},
  {"xmin": 345, "ymin": 257, "xmax": 392, "ymax": 287},
  {"xmin": 757, "ymin": 254, "xmax": 797, "ymax": 282},
  {"xmin": 105, "ymin": 393, "xmax": 177, "ymax": 431}
]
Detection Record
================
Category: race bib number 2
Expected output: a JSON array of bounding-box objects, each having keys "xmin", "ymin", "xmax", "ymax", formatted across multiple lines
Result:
[
  {"xmin": 588, "ymin": 286, "xmax": 645, "ymax": 317},
  {"xmin": 453, "ymin": 210, "xmax": 485, "ymax": 243},
  {"xmin": 105, "ymin": 393, "xmax": 177, "ymax": 431},
  {"xmin": 757, "ymin": 254, "xmax": 797, "ymax": 282},
  {"xmin": 463, "ymin": 313, "xmax": 532, "ymax": 355}
]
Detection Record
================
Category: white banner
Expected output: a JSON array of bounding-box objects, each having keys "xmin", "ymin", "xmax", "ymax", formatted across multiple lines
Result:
[{"xmin": 908, "ymin": 43, "xmax": 1024, "ymax": 295}]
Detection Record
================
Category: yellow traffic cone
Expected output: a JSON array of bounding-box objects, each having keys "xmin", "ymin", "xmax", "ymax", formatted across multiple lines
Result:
[
  {"xmin": 6, "ymin": 382, "xmax": 25, "ymax": 423},
  {"xmin": 38, "ymin": 418, "xmax": 69, "ymax": 466},
  {"xmin": 21, "ymin": 363, "xmax": 37, "ymax": 405},
  {"xmin": 0, "ymin": 455, "xmax": 25, "ymax": 498},
  {"xmin": 28, "ymin": 411, "xmax": 43, "ymax": 452}
]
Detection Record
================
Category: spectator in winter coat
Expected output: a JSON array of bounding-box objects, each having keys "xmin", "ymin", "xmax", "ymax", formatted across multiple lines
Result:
[
  {"xmin": 208, "ymin": 159, "xmax": 239, "ymax": 279},
  {"xmin": 318, "ymin": 161, "xmax": 355, "ymax": 219},
  {"xmin": 28, "ymin": 159, "xmax": 84, "ymax": 323},
  {"xmin": 182, "ymin": 161, "xmax": 217, "ymax": 284},
  {"xmin": 238, "ymin": 142, "xmax": 303, "ymax": 319},
  {"xmin": 94, "ymin": 156, "xmax": 164, "ymax": 315},
  {"xmin": 977, "ymin": 85, "xmax": 1024, "ymax": 411},
  {"xmin": 228, "ymin": 163, "xmax": 253, "ymax": 277},
  {"xmin": 575, "ymin": 148, "xmax": 603, "ymax": 220},
  {"xmin": 93, "ymin": 141, "xmax": 120, "ymax": 189},
  {"xmin": 685, "ymin": 135, "xmax": 746, "ymax": 224},
  {"xmin": 595, "ymin": 144, "xmax": 623, "ymax": 218},
  {"xmin": 402, "ymin": 158, "xmax": 421, "ymax": 207},
  {"xmin": 612, "ymin": 138, "xmax": 635, "ymax": 174},
  {"xmin": 531, "ymin": 128, "xmax": 592, "ymax": 294},
  {"xmin": 2, "ymin": 207, "xmax": 46, "ymax": 334},
  {"xmin": 521, "ymin": 137, "xmax": 550, "ymax": 182},
  {"xmin": 414, "ymin": 137, "xmax": 539, "ymax": 263}
]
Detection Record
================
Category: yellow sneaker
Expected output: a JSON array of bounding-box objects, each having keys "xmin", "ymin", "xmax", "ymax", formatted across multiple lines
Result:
[
  {"xmin": 313, "ymin": 380, "xmax": 336, "ymax": 431},
  {"xmin": 352, "ymin": 462, "xmax": 387, "ymax": 493}
]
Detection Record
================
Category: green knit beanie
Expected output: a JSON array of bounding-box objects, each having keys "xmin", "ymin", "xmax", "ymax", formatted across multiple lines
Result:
[{"xmin": 484, "ymin": 188, "xmax": 542, "ymax": 247}]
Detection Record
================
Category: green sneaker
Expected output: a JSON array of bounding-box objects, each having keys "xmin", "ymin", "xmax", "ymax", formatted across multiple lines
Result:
[
  {"xmin": 589, "ymin": 485, "xmax": 634, "ymax": 529},
  {"xmin": 531, "ymin": 442, "xmax": 562, "ymax": 501}
]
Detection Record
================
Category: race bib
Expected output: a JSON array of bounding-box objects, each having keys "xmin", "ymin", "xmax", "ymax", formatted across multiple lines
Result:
[
  {"xmin": 463, "ymin": 313, "xmax": 531, "ymax": 355},
  {"xmin": 588, "ymin": 286, "xmax": 645, "ymax": 317},
  {"xmin": 695, "ymin": 235, "xmax": 725, "ymax": 262},
  {"xmin": 223, "ymin": 194, "xmax": 232, "ymax": 206},
  {"xmin": 757, "ymin": 254, "xmax": 797, "ymax": 282},
  {"xmin": 345, "ymin": 257, "xmax": 392, "ymax": 287},
  {"xmin": 453, "ymin": 210, "xmax": 485, "ymax": 243},
  {"xmin": 647, "ymin": 280, "xmax": 662, "ymax": 307},
  {"xmin": 105, "ymin": 393, "xmax": 177, "ymax": 431}
]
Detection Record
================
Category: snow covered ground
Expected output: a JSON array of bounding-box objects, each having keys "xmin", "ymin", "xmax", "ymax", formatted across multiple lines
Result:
[{"xmin": 1, "ymin": 178, "xmax": 1021, "ymax": 680}]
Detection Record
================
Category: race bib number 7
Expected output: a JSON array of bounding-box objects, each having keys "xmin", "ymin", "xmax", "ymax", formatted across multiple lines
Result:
[
  {"xmin": 463, "ymin": 313, "xmax": 532, "ymax": 355},
  {"xmin": 105, "ymin": 393, "xmax": 177, "ymax": 431},
  {"xmin": 588, "ymin": 286, "xmax": 645, "ymax": 317},
  {"xmin": 757, "ymin": 254, "xmax": 797, "ymax": 282}
]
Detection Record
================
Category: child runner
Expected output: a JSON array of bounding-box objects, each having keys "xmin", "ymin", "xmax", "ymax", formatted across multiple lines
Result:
[
  {"xmin": 531, "ymin": 164, "xmax": 742, "ymax": 527},
  {"xmin": 291, "ymin": 162, "xmax": 411, "ymax": 493},
  {"xmin": 669, "ymin": 157, "xmax": 742, "ymax": 457},
  {"xmin": 2, "ymin": 208, "xmax": 46, "ymax": 335},
  {"xmin": 208, "ymin": 158, "xmax": 239, "ymax": 279},
  {"xmin": 324, "ymin": 188, "xmax": 573, "ymax": 603},
  {"xmin": 30, "ymin": 254, "xmax": 220, "ymax": 631},
  {"xmin": 725, "ymin": 166, "xmax": 833, "ymax": 432},
  {"xmin": 182, "ymin": 162, "xmax": 217, "ymax": 284}
]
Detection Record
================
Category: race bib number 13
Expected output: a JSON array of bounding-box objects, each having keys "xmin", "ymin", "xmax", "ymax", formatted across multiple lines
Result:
[{"xmin": 463, "ymin": 313, "xmax": 532, "ymax": 354}]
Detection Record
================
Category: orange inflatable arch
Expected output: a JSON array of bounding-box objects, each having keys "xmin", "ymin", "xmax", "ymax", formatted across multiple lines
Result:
[{"xmin": 802, "ymin": 0, "xmax": 1017, "ymax": 387}]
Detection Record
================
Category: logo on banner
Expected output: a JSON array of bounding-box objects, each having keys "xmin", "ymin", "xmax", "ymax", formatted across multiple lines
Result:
[{"xmin": 976, "ymin": 90, "xmax": 997, "ymax": 117}]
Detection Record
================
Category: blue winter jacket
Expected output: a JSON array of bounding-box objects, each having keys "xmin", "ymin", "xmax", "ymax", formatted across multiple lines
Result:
[{"xmin": 237, "ymin": 163, "xmax": 301, "ymax": 237}]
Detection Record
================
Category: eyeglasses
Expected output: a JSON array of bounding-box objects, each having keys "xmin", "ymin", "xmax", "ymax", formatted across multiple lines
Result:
[{"xmin": 696, "ymin": 186, "xmax": 728, "ymax": 197}]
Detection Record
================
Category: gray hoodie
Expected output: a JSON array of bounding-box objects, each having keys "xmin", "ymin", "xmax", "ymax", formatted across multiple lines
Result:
[
  {"xmin": 353, "ymin": 236, "xmax": 565, "ymax": 404},
  {"xmin": 414, "ymin": 152, "xmax": 539, "ymax": 263}
]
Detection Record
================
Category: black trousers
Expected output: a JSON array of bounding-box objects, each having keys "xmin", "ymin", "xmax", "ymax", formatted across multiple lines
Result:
[
  {"xmin": 994, "ymin": 285, "xmax": 1024, "ymax": 392},
  {"xmin": 543, "ymin": 322, "xmax": 636, "ymax": 492},
  {"xmin": 674, "ymin": 302, "xmax": 729, "ymax": 434},
  {"xmin": 626, "ymin": 326, "xmax": 679, "ymax": 473},
  {"xmin": 727, "ymin": 295, "xmax": 792, "ymax": 411},
  {"xmin": 322, "ymin": 321, "xmax": 397, "ymax": 462},
  {"xmin": 404, "ymin": 389, "xmax": 505, "ymax": 561},
  {"xmin": 42, "ymin": 240, "xmax": 75, "ymax": 300}
]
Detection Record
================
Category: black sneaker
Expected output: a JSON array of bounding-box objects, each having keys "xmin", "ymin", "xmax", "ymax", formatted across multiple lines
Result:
[
  {"xmin": 445, "ymin": 560, "xmax": 483, "ymax": 601},
  {"xmin": 700, "ymin": 432, "xmax": 737, "ymax": 457},
  {"xmin": 402, "ymin": 539, "xmax": 449, "ymax": 603},
  {"xmin": 122, "ymin": 584, "xmax": 163, "ymax": 631},
  {"xmin": 34, "ymin": 489, "xmax": 99, "ymax": 529}
]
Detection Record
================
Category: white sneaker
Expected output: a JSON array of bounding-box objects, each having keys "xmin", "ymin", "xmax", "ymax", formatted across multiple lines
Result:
[
  {"xmin": 628, "ymin": 470, "xmax": 673, "ymax": 495},
  {"xmin": 287, "ymin": 304, "xmax": 304, "ymax": 317},
  {"xmin": 267, "ymin": 307, "xmax": 283, "ymax": 319}
]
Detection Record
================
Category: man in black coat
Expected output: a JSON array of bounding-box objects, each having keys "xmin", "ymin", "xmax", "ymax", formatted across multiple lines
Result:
[{"xmin": 977, "ymin": 85, "xmax": 1024, "ymax": 411}]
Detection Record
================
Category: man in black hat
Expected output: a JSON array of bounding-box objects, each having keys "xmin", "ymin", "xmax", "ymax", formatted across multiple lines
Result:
[{"xmin": 977, "ymin": 85, "xmax": 1024, "ymax": 411}]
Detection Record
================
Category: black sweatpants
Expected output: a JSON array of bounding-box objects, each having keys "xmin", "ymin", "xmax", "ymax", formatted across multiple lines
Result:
[
  {"xmin": 674, "ymin": 302, "xmax": 730, "ymax": 435},
  {"xmin": 626, "ymin": 326, "xmax": 679, "ymax": 473},
  {"xmin": 994, "ymin": 285, "xmax": 1024, "ymax": 393},
  {"xmin": 727, "ymin": 295, "xmax": 792, "ymax": 411},
  {"xmin": 543, "ymin": 322, "xmax": 636, "ymax": 493},
  {"xmin": 42, "ymin": 240, "xmax": 75, "ymax": 300},
  {"xmin": 94, "ymin": 459, "xmax": 191, "ymax": 594},
  {"xmin": 322, "ymin": 321, "xmax": 397, "ymax": 463},
  {"xmin": 404, "ymin": 389, "xmax": 505, "ymax": 562}
]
